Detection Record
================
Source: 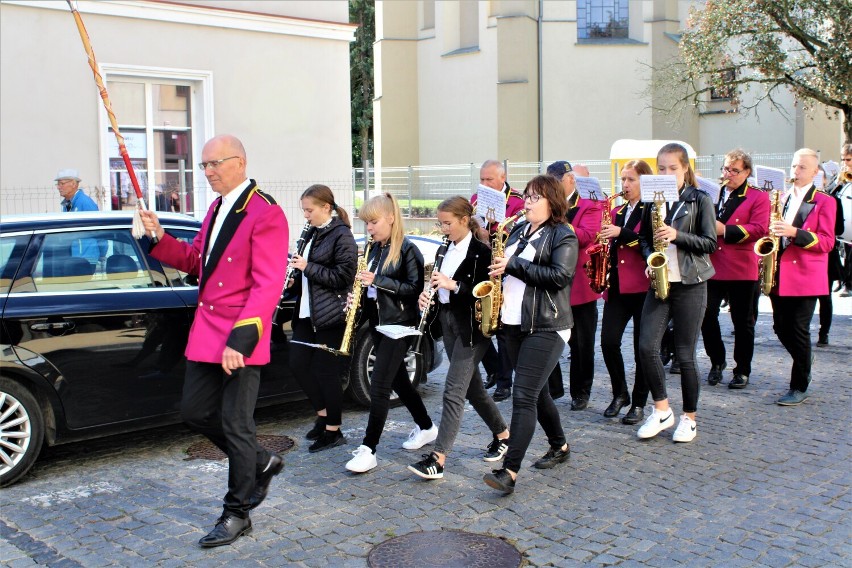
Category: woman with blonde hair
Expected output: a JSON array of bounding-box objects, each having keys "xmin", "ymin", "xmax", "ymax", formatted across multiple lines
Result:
[{"xmin": 346, "ymin": 193, "xmax": 437, "ymax": 473}]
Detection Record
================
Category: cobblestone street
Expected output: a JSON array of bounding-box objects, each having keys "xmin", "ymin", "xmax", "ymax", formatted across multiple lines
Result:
[{"xmin": 2, "ymin": 299, "xmax": 850, "ymax": 567}]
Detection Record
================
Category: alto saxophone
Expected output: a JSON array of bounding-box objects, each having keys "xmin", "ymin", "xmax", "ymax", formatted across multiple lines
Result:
[
  {"xmin": 413, "ymin": 235, "xmax": 450, "ymax": 355},
  {"xmin": 583, "ymin": 191, "xmax": 624, "ymax": 293},
  {"xmin": 338, "ymin": 237, "xmax": 373, "ymax": 356},
  {"xmin": 646, "ymin": 191, "xmax": 670, "ymax": 300},
  {"xmin": 472, "ymin": 210, "xmax": 525, "ymax": 337},
  {"xmin": 754, "ymin": 189, "xmax": 782, "ymax": 296}
]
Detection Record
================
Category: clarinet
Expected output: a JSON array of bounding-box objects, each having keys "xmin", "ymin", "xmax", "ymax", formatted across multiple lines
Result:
[
  {"xmin": 272, "ymin": 221, "xmax": 315, "ymax": 325},
  {"xmin": 413, "ymin": 235, "xmax": 450, "ymax": 355}
]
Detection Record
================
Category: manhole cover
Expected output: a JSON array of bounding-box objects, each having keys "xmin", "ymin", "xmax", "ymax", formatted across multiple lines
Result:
[
  {"xmin": 185, "ymin": 434, "xmax": 295, "ymax": 460},
  {"xmin": 368, "ymin": 530, "xmax": 521, "ymax": 568}
]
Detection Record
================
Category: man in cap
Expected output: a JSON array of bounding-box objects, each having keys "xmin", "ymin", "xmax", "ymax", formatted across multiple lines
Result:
[{"xmin": 56, "ymin": 169, "xmax": 99, "ymax": 212}]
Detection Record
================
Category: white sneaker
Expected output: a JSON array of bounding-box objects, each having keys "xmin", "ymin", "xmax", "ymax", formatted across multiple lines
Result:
[
  {"xmin": 402, "ymin": 424, "xmax": 438, "ymax": 450},
  {"xmin": 636, "ymin": 408, "xmax": 675, "ymax": 439},
  {"xmin": 345, "ymin": 445, "xmax": 377, "ymax": 473},
  {"xmin": 672, "ymin": 415, "xmax": 697, "ymax": 443}
]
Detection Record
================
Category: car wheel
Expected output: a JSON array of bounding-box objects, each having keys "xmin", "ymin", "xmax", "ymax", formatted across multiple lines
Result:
[
  {"xmin": 0, "ymin": 379, "xmax": 44, "ymax": 487},
  {"xmin": 346, "ymin": 328, "xmax": 422, "ymax": 408}
]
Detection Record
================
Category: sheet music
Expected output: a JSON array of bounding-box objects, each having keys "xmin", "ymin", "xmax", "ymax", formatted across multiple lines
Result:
[
  {"xmin": 375, "ymin": 325, "xmax": 422, "ymax": 339},
  {"xmin": 574, "ymin": 176, "xmax": 604, "ymax": 201},
  {"xmin": 639, "ymin": 175, "xmax": 679, "ymax": 203},
  {"xmin": 814, "ymin": 170, "xmax": 825, "ymax": 190},
  {"xmin": 754, "ymin": 165, "xmax": 787, "ymax": 192},
  {"xmin": 475, "ymin": 184, "xmax": 506, "ymax": 225},
  {"xmin": 696, "ymin": 177, "xmax": 722, "ymax": 203}
]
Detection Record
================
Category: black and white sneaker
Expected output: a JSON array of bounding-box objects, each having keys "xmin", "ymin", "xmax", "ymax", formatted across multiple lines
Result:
[
  {"xmin": 483, "ymin": 437, "xmax": 510, "ymax": 462},
  {"xmin": 407, "ymin": 453, "xmax": 444, "ymax": 480}
]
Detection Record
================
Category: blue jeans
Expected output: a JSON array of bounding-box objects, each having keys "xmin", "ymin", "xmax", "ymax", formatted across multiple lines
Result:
[
  {"xmin": 501, "ymin": 326, "xmax": 567, "ymax": 473},
  {"xmin": 638, "ymin": 282, "xmax": 707, "ymax": 413}
]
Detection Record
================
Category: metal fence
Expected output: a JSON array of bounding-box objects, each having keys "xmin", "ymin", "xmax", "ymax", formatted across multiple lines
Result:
[{"xmin": 2, "ymin": 152, "xmax": 797, "ymax": 226}]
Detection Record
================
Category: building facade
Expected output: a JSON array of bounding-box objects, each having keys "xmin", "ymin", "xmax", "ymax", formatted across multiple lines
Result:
[
  {"xmin": 0, "ymin": 0, "xmax": 355, "ymax": 239},
  {"xmin": 374, "ymin": 0, "xmax": 844, "ymax": 171}
]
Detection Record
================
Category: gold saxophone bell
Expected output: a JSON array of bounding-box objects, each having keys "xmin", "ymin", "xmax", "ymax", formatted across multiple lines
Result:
[
  {"xmin": 840, "ymin": 168, "xmax": 852, "ymax": 183},
  {"xmin": 755, "ymin": 189, "xmax": 782, "ymax": 296},
  {"xmin": 473, "ymin": 210, "xmax": 525, "ymax": 337}
]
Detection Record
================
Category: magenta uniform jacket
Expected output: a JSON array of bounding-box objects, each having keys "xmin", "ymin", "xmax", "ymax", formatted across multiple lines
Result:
[
  {"xmin": 567, "ymin": 194, "xmax": 604, "ymax": 305},
  {"xmin": 603, "ymin": 202, "xmax": 649, "ymax": 298},
  {"xmin": 151, "ymin": 180, "xmax": 289, "ymax": 364},
  {"xmin": 774, "ymin": 186, "xmax": 836, "ymax": 297},
  {"xmin": 710, "ymin": 183, "xmax": 770, "ymax": 281}
]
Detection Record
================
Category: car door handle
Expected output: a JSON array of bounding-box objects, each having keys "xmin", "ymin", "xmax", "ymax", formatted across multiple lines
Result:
[{"xmin": 30, "ymin": 322, "xmax": 75, "ymax": 332}]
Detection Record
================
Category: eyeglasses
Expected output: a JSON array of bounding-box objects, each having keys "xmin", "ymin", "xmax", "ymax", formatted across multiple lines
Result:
[
  {"xmin": 721, "ymin": 165, "xmax": 745, "ymax": 175},
  {"xmin": 433, "ymin": 221, "xmax": 454, "ymax": 229},
  {"xmin": 523, "ymin": 193, "xmax": 542, "ymax": 203},
  {"xmin": 198, "ymin": 156, "xmax": 239, "ymax": 170},
  {"xmin": 55, "ymin": 180, "xmax": 76, "ymax": 185}
]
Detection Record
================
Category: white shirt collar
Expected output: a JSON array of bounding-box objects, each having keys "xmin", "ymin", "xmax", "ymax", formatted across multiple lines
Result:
[{"xmin": 449, "ymin": 231, "xmax": 472, "ymax": 253}]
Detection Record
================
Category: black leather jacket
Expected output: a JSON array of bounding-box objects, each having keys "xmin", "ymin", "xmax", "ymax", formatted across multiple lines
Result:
[
  {"xmin": 366, "ymin": 237, "xmax": 424, "ymax": 325},
  {"xmin": 504, "ymin": 222, "xmax": 577, "ymax": 333},
  {"xmin": 292, "ymin": 218, "xmax": 358, "ymax": 330},
  {"xmin": 639, "ymin": 185, "xmax": 717, "ymax": 285},
  {"xmin": 437, "ymin": 235, "xmax": 492, "ymax": 347}
]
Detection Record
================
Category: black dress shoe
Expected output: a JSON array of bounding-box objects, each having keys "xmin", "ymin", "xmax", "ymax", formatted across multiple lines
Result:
[
  {"xmin": 305, "ymin": 417, "xmax": 326, "ymax": 441},
  {"xmin": 603, "ymin": 395, "xmax": 630, "ymax": 418},
  {"xmin": 483, "ymin": 373, "xmax": 498, "ymax": 389},
  {"xmin": 621, "ymin": 406, "xmax": 645, "ymax": 425},
  {"xmin": 198, "ymin": 513, "xmax": 252, "ymax": 548},
  {"xmin": 533, "ymin": 445, "xmax": 570, "ymax": 469},
  {"xmin": 492, "ymin": 387, "xmax": 511, "ymax": 402},
  {"xmin": 707, "ymin": 362, "xmax": 726, "ymax": 385},
  {"xmin": 728, "ymin": 373, "xmax": 749, "ymax": 389},
  {"xmin": 248, "ymin": 453, "xmax": 284, "ymax": 510},
  {"xmin": 570, "ymin": 398, "xmax": 589, "ymax": 411},
  {"xmin": 309, "ymin": 429, "xmax": 347, "ymax": 453},
  {"xmin": 817, "ymin": 334, "xmax": 829, "ymax": 346},
  {"xmin": 483, "ymin": 468, "xmax": 515, "ymax": 494}
]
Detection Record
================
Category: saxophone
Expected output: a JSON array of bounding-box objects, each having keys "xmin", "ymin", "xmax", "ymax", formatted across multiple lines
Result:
[
  {"xmin": 583, "ymin": 192, "xmax": 624, "ymax": 293},
  {"xmin": 646, "ymin": 191, "xmax": 670, "ymax": 300},
  {"xmin": 754, "ymin": 189, "xmax": 781, "ymax": 296},
  {"xmin": 413, "ymin": 235, "xmax": 450, "ymax": 355},
  {"xmin": 338, "ymin": 237, "xmax": 373, "ymax": 356},
  {"xmin": 472, "ymin": 210, "xmax": 525, "ymax": 337}
]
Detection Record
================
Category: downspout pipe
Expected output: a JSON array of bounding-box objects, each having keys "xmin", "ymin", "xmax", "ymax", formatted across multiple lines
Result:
[{"xmin": 537, "ymin": 0, "xmax": 543, "ymax": 166}]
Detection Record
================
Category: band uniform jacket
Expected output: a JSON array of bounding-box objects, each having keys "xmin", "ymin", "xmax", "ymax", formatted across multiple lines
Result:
[
  {"xmin": 150, "ymin": 180, "xmax": 288, "ymax": 364},
  {"xmin": 775, "ymin": 185, "xmax": 837, "ymax": 297},
  {"xmin": 604, "ymin": 202, "xmax": 648, "ymax": 298},
  {"xmin": 710, "ymin": 182, "xmax": 770, "ymax": 281},
  {"xmin": 566, "ymin": 193, "xmax": 603, "ymax": 306}
]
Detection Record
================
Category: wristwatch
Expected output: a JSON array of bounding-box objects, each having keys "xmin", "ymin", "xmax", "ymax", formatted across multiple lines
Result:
[{"xmin": 453, "ymin": 281, "xmax": 461, "ymax": 294}]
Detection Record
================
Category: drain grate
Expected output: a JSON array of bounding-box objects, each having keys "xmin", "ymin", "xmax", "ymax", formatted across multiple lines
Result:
[
  {"xmin": 185, "ymin": 434, "xmax": 295, "ymax": 461},
  {"xmin": 368, "ymin": 529, "xmax": 522, "ymax": 568}
]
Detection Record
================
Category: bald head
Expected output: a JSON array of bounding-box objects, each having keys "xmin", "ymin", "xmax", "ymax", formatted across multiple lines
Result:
[
  {"xmin": 201, "ymin": 134, "xmax": 248, "ymax": 195},
  {"xmin": 572, "ymin": 164, "xmax": 590, "ymax": 177}
]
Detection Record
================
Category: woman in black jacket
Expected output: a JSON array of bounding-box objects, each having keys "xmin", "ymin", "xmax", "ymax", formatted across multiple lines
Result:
[
  {"xmin": 636, "ymin": 143, "xmax": 717, "ymax": 444},
  {"xmin": 483, "ymin": 175, "xmax": 578, "ymax": 494},
  {"xmin": 288, "ymin": 185, "xmax": 358, "ymax": 452},
  {"xmin": 346, "ymin": 193, "xmax": 437, "ymax": 473},
  {"xmin": 407, "ymin": 197, "xmax": 510, "ymax": 481}
]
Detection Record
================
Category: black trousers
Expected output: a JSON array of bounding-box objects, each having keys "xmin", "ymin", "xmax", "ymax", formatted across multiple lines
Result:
[
  {"xmin": 601, "ymin": 290, "xmax": 648, "ymax": 407},
  {"xmin": 290, "ymin": 318, "xmax": 348, "ymax": 426},
  {"xmin": 568, "ymin": 300, "xmax": 599, "ymax": 401},
  {"xmin": 362, "ymin": 331, "xmax": 433, "ymax": 452},
  {"xmin": 817, "ymin": 294, "xmax": 832, "ymax": 338},
  {"xmin": 482, "ymin": 332, "xmax": 514, "ymax": 390},
  {"xmin": 770, "ymin": 295, "xmax": 817, "ymax": 392},
  {"xmin": 701, "ymin": 279, "xmax": 758, "ymax": 377},
  {"xmin": 501, "ymin": 326, "xmax": 566, "ymax": 473},
  {"xmin": 182, "ymin": 361, "xmax": 270, "ymax": 518}
]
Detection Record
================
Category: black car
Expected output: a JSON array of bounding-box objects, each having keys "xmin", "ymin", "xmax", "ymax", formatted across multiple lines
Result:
[{"xmin": 0, "ymin": 212, "xmax": 441, "ymax": 487}]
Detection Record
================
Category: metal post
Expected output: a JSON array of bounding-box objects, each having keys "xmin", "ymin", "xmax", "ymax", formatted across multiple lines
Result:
[
  {"xmin": 178, "ymin": 159, "xmax": 186, "ymax": 214},
  {"xmin": 365, "ymin": 159, "xmax": 371, "ymax": 201},
  {"xmin": 471, "ymin": 162, "xmax": 476, "ymax": 192},
  {"xmin": 407, "ymin": 165, "xmax": 413, "ymax": 216}
]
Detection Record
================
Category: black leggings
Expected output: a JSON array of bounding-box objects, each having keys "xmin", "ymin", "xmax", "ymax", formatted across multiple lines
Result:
[
  {"xmin": 362, "ymin": 330, "xmax": 432, "ymax": 452},
  {"xmin": 501, "ymin": 326, "xmax": 566, "ymax": 473},
  {"xmin": 290, "ymin": 318, "xmax": 348, "ymax": 426}
]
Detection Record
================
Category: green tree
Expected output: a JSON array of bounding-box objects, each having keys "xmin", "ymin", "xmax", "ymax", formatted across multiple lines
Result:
[
  {"xmin": 654, "ymin": 0, "xmax": 852, "ymax": 143},
  {"xmin": 350, "ymin": 0, "xmax": 375, "ymax": 168}
]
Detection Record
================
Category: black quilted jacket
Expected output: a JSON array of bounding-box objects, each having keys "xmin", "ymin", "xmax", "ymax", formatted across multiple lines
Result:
[{"xmin": 292, "ymin": 217, "xmax": 358, "ymax": 330}]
